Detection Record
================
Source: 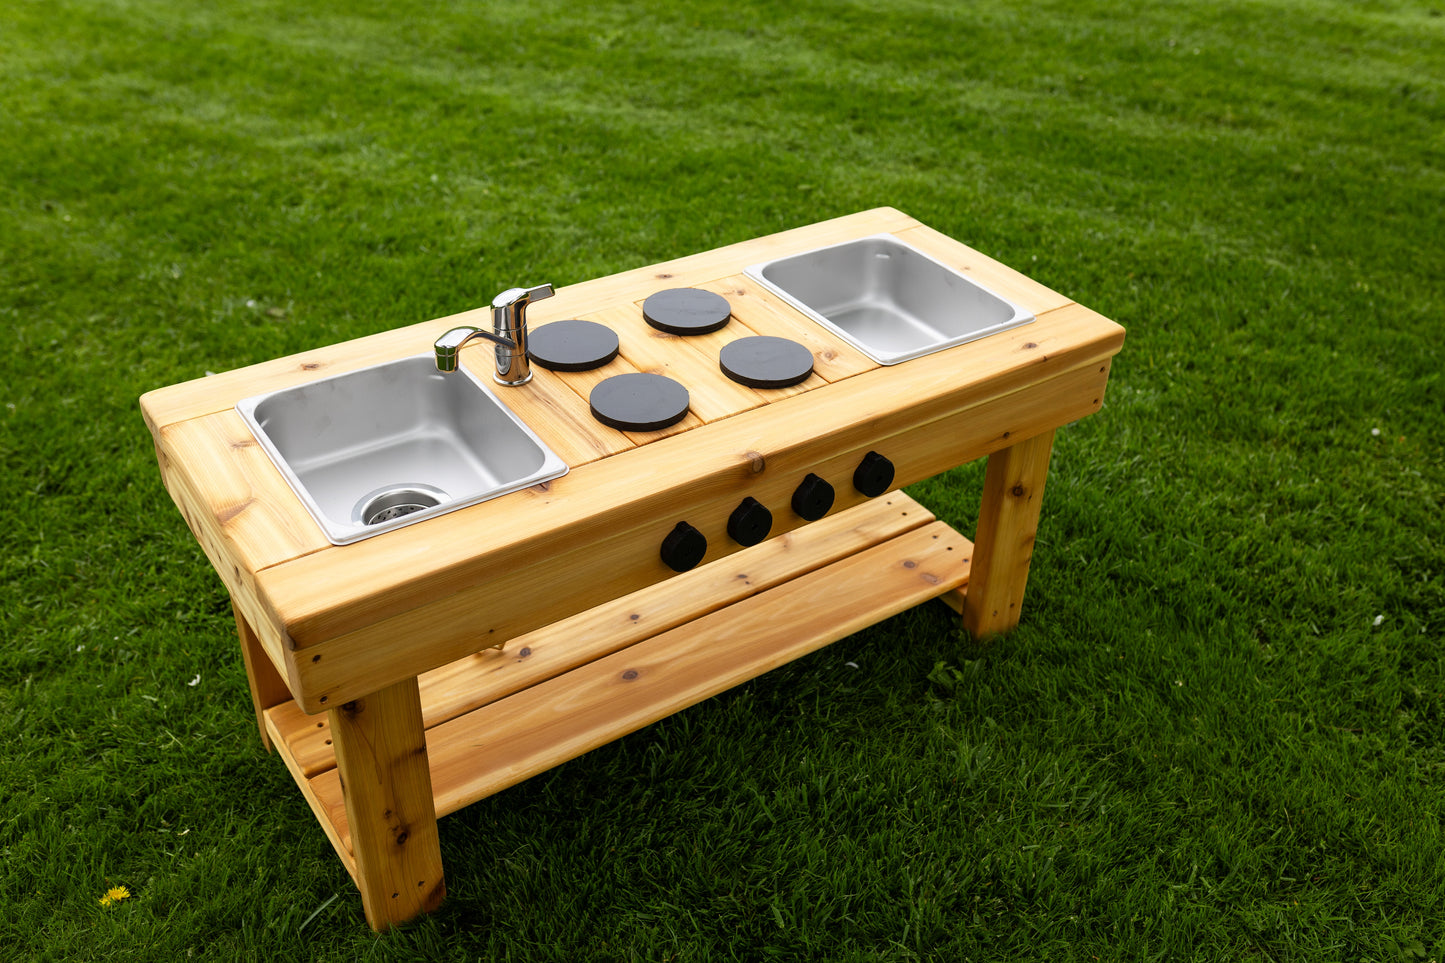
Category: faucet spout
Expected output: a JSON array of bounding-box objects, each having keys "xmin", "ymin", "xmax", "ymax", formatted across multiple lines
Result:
[
  {"xmin": 434, "ymin": 282, "xmax": 554, "ymax": 385},
  {"xmin": 434, "ymin": 326, "xmax": 515, "ymax": 373}
]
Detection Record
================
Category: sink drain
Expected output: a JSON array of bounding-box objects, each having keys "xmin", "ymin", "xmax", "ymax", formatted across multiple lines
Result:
[{"xmin": 354, "ymin": 485, "xmax": 448, "ymax": 527}]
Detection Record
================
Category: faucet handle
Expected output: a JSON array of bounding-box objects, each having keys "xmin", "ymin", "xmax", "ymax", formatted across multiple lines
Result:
[{"xmin": 493, "ymin": 283, "xmax": 554, "ymax": 309}]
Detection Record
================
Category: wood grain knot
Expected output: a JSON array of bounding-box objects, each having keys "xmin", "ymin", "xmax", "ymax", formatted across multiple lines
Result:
[
  {"xmin": 622, "ymin": 669, "xmax": 639, "ymax": 681},
  {"xmin": 903, "ymin": 560, "xmax": 917, "ymax": 569},
  {"xmin": 516, "ymin": 646, "xmax": 532, "ymax": 659},
  {"xmin": 302, "ymin": 362, "xmax": 322, "ymax": 370},
  {"xmin": 1023, "ymin": 342, "xmax": 1038, "ymax": 350},
  {"xmin": 1010, "ymin": 484, "xmax": 1026, "ymax": 497},
  {"xmin": 217, "ymin": 497, "xmax": 255, "ymax": 523}
]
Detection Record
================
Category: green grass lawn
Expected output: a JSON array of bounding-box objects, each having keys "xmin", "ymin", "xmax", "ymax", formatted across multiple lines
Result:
[{"xmin": 2, "ymin": 0, "xmax": 1442, "ymax": 958}]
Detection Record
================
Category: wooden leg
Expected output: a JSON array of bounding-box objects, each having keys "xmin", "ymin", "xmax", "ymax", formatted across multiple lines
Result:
[
  {"xmin": 330, "ymin": 677, "xmax": 445, "ymax": 931},
  {"xmin": 962, "ymin": 429, "xmax": 1056, "ymax": 639},
  {"xmin": 233, "ymin": 602, "xmax": 291, "ymax": 752}
]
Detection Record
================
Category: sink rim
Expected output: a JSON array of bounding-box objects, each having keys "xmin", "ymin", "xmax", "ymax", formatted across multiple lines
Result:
[
  {"xmin": 743, "ymin": 233, "xmax": 1035, "ymax": 365},
  {"xmin": 236, "ymin": 353, "xmax": 568, "ymax": 545}
]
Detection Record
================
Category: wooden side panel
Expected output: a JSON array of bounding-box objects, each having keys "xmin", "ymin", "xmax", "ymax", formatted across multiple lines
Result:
[
  {"xmin": 328, "ymin": 678, "xmax": 445, "ymax": 931},
  {"xmin": 158, "ymin": 411, "xmax": 328, "ymax": 566},
  {"xmin": 961, "ymin": 429, "xmax": 1056, "ymax": 639},
  {"xmin": 277, "ymin": 358, "xmax": 1111, "ymax": 712},
  {"xmin": 260, "ymin": 304, "xmax": 1120, "ymax": 647},
  {"xmin": 146, "ymin": 273, "xmax": 1119, "ymax": 660},
  {"xmin": 153, "ymin": 414, "xmax": 310, "ymax": 688}
]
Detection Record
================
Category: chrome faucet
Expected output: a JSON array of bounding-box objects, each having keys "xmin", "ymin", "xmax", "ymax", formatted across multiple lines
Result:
[{"xmin": 434, "ymin": 283, "xmax": 554, "ymax": 385}]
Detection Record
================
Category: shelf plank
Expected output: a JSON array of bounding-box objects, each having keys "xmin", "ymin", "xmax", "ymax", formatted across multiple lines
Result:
[
  {"xmin": 263, "ymin": 711, "xmax": 356, "ymax": 882},
  {"xmin": 268, "ymin": 493, "xmax": 940, "ymax": 779},
  {"xmin": 302, "ymin": 518, "xmax": 970, "ymax": 837},
  {"xmin": 424, "ymin": 518, "xmax": 971, "ymax": 817},
  {"xmin": 235, "ymin": 602, "xmax": 290, "ymax": 752}
]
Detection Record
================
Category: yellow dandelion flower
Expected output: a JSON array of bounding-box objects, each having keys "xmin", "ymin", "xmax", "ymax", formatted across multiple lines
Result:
[{"xmin": 98, "ymin": 885, "xmax": 131, "ymax": 907}]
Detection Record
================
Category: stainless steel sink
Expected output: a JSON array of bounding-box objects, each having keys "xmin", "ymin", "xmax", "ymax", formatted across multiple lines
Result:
[
  {"xmin": 745, "ymin": 234, "xmax": 1034, "ymax": 365},
  {"xmin": 236, "ymin": 355, "xmax": 567, "ymax": 544}
]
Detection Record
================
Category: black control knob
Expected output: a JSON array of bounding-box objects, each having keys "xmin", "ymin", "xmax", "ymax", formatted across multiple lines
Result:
[
  {"xmin": 727, "ymin": 497, "xmax": 773, "ymax": 547},
  {"xmin": 853, "ymin": 450, "xmax": 895, "ymax": 497},
  {"xmin": 791, "ymin": 473, "xmax": 835, "ymax": 521},
  {"xmin": 660, "ymin": 521, "xmax": 707, "ymax": 572}
]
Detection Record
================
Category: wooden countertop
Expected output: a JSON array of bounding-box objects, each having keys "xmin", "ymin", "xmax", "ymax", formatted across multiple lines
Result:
[{"xmin": 141, "ymin": 207, "xmax": 1124, "ymax": 711}]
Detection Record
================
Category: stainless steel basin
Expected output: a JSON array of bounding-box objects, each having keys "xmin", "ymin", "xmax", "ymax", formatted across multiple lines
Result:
[
  {"xmin": 745, "ymin": 235, "xmax": 1034, "ymax": 364},
  {"xmin": 236, "ymin": 355, "xmax": 567, "ymax": 544}
]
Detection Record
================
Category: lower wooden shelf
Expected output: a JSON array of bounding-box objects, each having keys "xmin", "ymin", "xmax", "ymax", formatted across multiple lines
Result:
[{"xmin": 263, "ymin": 494, "xmax": 972, "ymax": 878}]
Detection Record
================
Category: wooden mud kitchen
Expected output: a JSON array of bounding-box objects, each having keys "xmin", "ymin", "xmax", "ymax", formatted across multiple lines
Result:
[{"xmin": 140, "ymin": 208, "xmax": 1125, "ymax": 930}]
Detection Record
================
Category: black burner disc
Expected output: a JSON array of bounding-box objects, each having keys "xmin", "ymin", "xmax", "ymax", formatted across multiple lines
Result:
[
  {"xmin": 642, "ymin": 288, "xmax": 732, "ymax": 335},
  {"xmin": 589, "ymin": 373, "xmax": 690, "ymax": 432},
  {"xmin": 528, "ymin": 319, "xmax": 620, "ymax": 372},
  {"xmin": 719, "ymin": 336, "xmax": 815, "ymax": 389}
]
